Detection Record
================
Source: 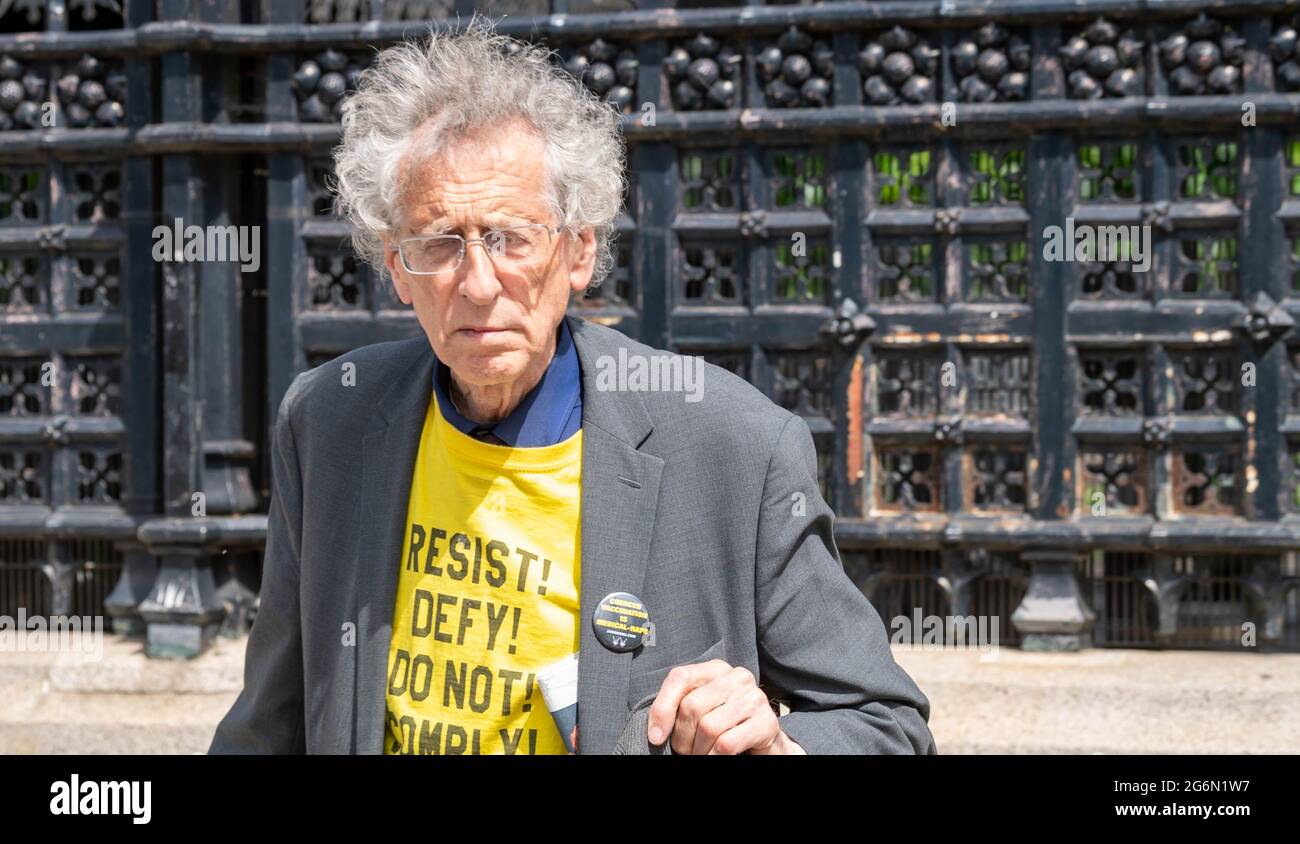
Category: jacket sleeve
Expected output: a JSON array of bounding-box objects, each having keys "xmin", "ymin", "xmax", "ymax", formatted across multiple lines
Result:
[
  {"xmin": 208, "ymin": 374, "xmax": 308, "ymax": 754},
  {"xmin": 754, "ymin": 413, "xmax": 937, "ymax": 755}
]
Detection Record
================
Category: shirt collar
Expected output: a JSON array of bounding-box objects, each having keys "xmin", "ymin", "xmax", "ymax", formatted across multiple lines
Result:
[{"xmin": 431, "ymin": 318, "xmax": 583, "ymax": 448}]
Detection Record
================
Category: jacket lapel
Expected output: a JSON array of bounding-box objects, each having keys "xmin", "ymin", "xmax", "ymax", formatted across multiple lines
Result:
[
  {"xmin": 352, "ymin": 342, "xmax": 435, "ymax": 754},
  {"xmin": 567, "ymin": 316, "xmax": 664, "ymax": 754}
]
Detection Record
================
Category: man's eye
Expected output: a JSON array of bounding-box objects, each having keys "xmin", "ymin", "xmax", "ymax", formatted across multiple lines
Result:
[
  {"xmin": 488, "ymin": 231, "xmax": 530, "ymax": 251},
  {"xmin": 412, "ymin": 239, "xmax": 460, "ymax": 261}
]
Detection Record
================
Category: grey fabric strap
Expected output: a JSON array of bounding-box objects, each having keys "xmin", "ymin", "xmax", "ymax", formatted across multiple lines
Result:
[{"xmin": 611, "ymin": 694, "xmax": 673, "ymax": 755}]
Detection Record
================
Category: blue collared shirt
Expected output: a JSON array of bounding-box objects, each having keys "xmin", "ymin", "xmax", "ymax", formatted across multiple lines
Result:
[{"xmin": 431, "ymin": 318, "xmax": 582, "ymax": 447}]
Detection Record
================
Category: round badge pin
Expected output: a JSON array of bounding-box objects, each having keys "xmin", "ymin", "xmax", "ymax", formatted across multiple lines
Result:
[{"xmin": 592, "ymin": 591, "xmax": 651, "ymax": 653}]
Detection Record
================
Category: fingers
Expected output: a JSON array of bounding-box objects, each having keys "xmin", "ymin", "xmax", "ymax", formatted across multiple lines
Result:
[
  {"xmin": 672, "ymin": 674, "xmax": 737, "ymax": 755},
  {"xmin": 691, "ymin": 675, "xmax": 774, "ymax": 755},
  {"xmin": 708, "ymin": 707, "xmax": 780, "ymax": 755},
  {"xmin": 688, "ymin": 686, "xmax": 765, "ymax": 755},
  {"xmin": 647, "ymin": 659, "xmax": 783, "ymax": 755},
  {"xmin": 647, "ymin": 659, "xmax": 732, "ymax": 746},
  {"xmin": 659, "ymin": 663, "xmax": 775, "ymax": 755}
]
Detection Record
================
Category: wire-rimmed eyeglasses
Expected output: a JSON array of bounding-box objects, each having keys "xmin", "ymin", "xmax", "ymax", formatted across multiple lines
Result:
[{"xmin": 396, "ymin": 223, "xmax": 563, "ymax": 276}]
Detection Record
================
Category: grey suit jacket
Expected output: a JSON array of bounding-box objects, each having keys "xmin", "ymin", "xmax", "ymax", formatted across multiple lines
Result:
[{"xmin": 208, "ymin": 315, "xmax": 936, "ymax": 755}]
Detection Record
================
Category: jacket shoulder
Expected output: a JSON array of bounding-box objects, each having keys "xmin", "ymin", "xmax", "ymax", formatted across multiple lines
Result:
[
  {"xmin": 569, "ymin": 316, "xmax": 796, "ymax": 442},
  {"xmin": 280, "ymin": 336, "xmax": 431, "ymax": 422}
]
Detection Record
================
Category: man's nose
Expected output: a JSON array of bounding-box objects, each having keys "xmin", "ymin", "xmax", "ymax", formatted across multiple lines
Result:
[{"xmin": 457, "ymin": 239, "xmax": 502, "ymax": 304}]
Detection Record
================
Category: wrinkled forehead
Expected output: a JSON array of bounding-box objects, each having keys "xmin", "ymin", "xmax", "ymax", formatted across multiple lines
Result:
[{"xmin": 395, "ymin": 117, "xmax": 554, "ymax": 234}]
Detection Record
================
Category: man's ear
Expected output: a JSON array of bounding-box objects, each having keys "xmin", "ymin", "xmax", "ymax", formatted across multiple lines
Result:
[
  {"xmin": 383, "ymin": 241, "xmax": 413, "ymax": 305},
  {"xmin": 566, "ymin": 226, "xmax": 598, "ymax": 296}
]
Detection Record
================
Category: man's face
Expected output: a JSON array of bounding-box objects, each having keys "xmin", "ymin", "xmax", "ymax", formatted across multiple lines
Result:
[{"xmin": 383, "ymin": 120, "xmax": 597, "ymax": 389}]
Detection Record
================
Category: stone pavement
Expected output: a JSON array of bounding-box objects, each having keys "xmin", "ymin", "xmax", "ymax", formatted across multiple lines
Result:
[
  {"xmin": 893, "ymin": 645, "xmax": 1300, "ymax": 754},
  {"xmin": 1, "ymin": 634, "xmax": 1296, "ymax": 754},
  {"xmin": 0, "ymin": 634, "xmax": 243, "ymax": 754}
]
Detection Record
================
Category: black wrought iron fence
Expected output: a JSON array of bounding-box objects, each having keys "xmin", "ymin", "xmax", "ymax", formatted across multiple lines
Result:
[{"xmin": 1, "ymin": 0, "xmax": 1299, "ymax": 656}]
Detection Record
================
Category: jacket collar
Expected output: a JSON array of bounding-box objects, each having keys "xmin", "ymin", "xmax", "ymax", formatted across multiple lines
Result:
[{"xmin": 565, "ymin": 315, "xmax": 654, "ymax": 449}]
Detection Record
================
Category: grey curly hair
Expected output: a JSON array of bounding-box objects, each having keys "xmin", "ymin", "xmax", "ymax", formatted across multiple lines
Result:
[{"xmin": 332, "ymin": 16, "xmax": 627, "ymax": 288}]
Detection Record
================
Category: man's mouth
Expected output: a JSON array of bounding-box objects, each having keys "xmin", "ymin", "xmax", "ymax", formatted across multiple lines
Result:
[{"xmin": 458, "ymin": 327, "xmax": 510, "ymax": 339}]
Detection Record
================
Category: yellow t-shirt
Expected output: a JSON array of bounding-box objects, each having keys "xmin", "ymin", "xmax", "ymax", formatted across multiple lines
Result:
[{"xmin": 384, "ymin": 392, "xmax": 583, "ymax": 755}]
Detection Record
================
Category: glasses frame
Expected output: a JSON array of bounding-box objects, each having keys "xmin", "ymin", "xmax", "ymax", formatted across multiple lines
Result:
[{"xmin": 395, "ymin": 223, "xmax": 565, "ymax": 276}]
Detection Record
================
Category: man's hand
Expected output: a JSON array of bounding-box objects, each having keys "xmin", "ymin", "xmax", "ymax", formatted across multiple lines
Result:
[{"xmin": 646, "ymin": 659, "xmax": 806, "ymax": 755}]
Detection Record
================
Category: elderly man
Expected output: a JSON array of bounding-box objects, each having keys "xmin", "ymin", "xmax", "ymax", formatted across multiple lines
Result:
[{"xmin": 209, "ymin": 20, "xmax": 934, "ymax": 756}]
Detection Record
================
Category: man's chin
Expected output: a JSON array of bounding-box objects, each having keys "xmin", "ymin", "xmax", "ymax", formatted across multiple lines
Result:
[{"xmin": 446, "ymin": 352, "xmax": 528, "ymax": 388}]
